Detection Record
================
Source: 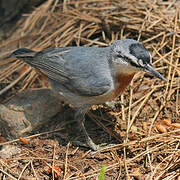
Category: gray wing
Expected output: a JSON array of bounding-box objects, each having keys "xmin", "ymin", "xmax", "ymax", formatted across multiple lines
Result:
[{"xmin": 31, "ymin": 47, "xmax": 114, "ymax": 96}]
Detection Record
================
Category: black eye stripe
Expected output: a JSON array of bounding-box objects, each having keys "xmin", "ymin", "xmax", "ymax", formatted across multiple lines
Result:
[{"xmin": 116, "ymin": 53, "xmax": 140, "ymax": 68}]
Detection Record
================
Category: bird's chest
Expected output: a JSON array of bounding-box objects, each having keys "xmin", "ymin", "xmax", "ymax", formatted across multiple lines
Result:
[{"xmin": 113, "ymin": 73, "xmax": 135, "ymax": 98}]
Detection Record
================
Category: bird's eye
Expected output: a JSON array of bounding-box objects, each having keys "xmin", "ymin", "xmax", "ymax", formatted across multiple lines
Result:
[{"xmin": 117, "ymin": 54, "xmax": 123, "ymax": 58}]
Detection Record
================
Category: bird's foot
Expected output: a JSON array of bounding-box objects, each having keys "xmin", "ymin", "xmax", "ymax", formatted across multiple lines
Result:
[
  {"xmin": 72, "ymin": 138, "xmax": 100, "ymax": 151},
  {"xmin": 72, "ymin": 138, "xmax": 116, "ymax": 151}
]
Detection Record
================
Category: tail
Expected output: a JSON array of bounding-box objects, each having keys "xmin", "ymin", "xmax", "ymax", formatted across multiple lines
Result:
[
  {"xmin": 11, "ymin": 48, "xmax": 47, "ymax": 76},
  {"xmin": 11, "ymin": 48, "xmax": 36, "ymax": 59}
]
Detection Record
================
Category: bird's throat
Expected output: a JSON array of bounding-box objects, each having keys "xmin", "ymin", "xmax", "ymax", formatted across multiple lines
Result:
[{"xmin": 114, "ymin": 73, "xmax": 135, "ymax": 97}]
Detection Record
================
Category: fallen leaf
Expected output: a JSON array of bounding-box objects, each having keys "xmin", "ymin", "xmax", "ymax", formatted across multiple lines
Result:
[
  {"xmin": 19, "ymin": 65, "xmax": 29, "ymax": 75},
  {"xmin": 163, "ymin": 119, "xmax": 171, "ymax": 126},
  {"xmin": 19, "ymin": 137, "xmax": 30, "ymax": 145},
  {"xmin": 48, "ymin": 165, "xmax": 62, "ymax": 178},
  {"xmin": 156, "ymin": 124, "xmax": 167, "ymax": 133},
  {"xmin": 171, "ymin": 123, "xmax": 180, "ymax": 128}
]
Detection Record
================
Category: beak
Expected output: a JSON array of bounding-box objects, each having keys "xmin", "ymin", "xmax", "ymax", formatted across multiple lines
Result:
[{"xmin": 144, "ymin": 64, "xmax": 167, "ymax": 82}]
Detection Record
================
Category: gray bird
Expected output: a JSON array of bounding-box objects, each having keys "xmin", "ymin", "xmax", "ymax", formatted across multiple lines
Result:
[{"xmin": 11, "ymin": 39, "xmax": 166, "ymax": 150}]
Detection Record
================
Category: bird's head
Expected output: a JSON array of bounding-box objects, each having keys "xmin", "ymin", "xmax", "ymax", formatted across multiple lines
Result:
[{"xmin": 111, "ymin": 39, "xmax": 166, "ymax": 81}]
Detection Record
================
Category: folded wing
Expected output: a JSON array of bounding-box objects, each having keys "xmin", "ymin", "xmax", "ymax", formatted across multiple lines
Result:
[{"xmin": 12, "ymin": 47, "xmax": 114, "ymax": 97}]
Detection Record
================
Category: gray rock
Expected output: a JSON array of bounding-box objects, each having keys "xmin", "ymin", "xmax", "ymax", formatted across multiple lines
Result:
[{"xmin": 0, "ymin": 88, "xmax": 62, "ymax": 139}]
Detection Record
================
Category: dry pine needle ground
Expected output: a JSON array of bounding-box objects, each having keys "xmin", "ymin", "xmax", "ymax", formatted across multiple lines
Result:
[{"xmin": 0, "ymin": 0, "xmax": 180, "ymax": 179}]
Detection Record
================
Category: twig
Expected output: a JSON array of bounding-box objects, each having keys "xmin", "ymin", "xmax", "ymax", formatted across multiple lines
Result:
[
  {"xmin": 0, "ymin": 67, "xmax": 32, "ymax": 96},
  {"xmin": 0, "ymin": 168, "xmax": 17, "ymax": 180},
  {"xmin": 18, "ymin": 160, "xmax": 31, "ymax": 180}
]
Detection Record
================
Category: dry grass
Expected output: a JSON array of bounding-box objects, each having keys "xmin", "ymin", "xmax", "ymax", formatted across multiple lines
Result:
[{"xmin": 0, "ymin": 0, "xmax": 180, "ymax": 179}]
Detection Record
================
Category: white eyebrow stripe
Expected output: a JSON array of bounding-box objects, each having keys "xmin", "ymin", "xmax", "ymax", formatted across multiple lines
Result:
[
  {"xmin": 149, "ymin": 52, "xmax": 152, "ymax": 64},
  {"xmin": 138, "ymin": 59, "xmax": 145, "ymax": 67},
  {"xmin": 130, "ymin": 57, "xmax": 139, "ymax": 65},
  {"xmin": 117, "ymin": 52, "xmax": 139, "ymax": 66}
]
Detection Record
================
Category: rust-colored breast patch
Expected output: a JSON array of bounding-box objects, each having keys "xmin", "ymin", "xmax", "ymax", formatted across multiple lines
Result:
[{"xmin": 114, "ymin": 73, "xmax": 135, "ymax": 98}]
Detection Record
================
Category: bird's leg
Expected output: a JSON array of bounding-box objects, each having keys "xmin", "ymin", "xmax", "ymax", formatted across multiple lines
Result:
[
  {"xmin": 73, "ymin": 108, "xmax": 100, "ymax": 151},
  {"xmin": 72, "ymin": 108, "xmax": 117, "ymax": 151}
]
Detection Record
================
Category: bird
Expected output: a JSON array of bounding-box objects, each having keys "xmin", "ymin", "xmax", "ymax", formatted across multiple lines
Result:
[{"xmin": 11, "ymin": 39, "xmax": 166, "ymax": 150}]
